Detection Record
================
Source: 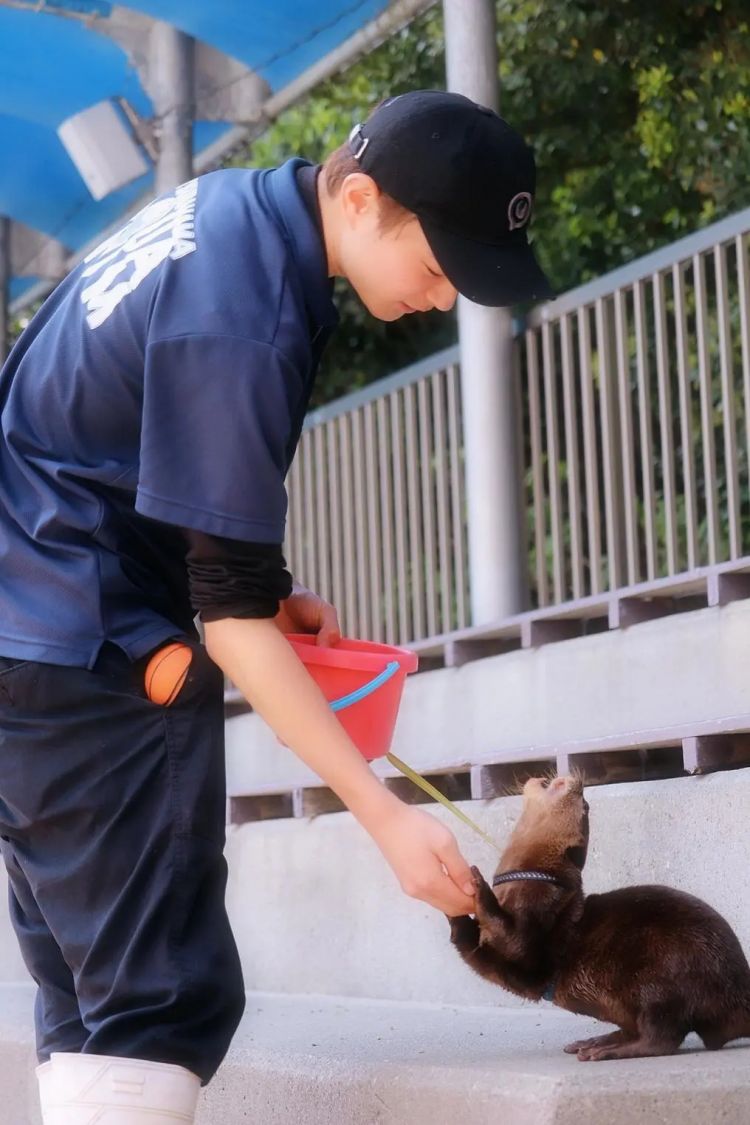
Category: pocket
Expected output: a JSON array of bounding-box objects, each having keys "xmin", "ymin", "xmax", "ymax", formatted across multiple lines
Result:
[
  {"xmin": 93, "ymin": 641, "xmax": 182, "ymax": 707},
  {"xmin": 0, "ymin": 658, "xmax": 26, "ymax": 677},
  {"xmin": 162, "ymin": 676, "xmax": 226, "ymax": 844}
]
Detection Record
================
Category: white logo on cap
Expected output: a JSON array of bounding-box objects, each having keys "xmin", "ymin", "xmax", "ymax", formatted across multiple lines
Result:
[
  {"xmin": 348, "ymin": 123, "xmax": 369, "ymax": 161},
  {"xmin": 508, "ymin": 192, "xmax": 532, "ymax": 231}
]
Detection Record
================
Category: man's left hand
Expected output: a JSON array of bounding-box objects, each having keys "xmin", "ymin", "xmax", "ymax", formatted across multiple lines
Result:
[{"xmin": 274, "ymin": 582, "xmax": 342, "ymax": 647}]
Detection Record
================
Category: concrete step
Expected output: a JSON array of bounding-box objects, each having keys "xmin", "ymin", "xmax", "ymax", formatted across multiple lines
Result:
[
  {"xmin": 3, "ymin": 983, "xmax": 750, "ymax": 1125},
  {"xmin": 225, "ymin": 598, "xmax": 750, "ymax": 801}
]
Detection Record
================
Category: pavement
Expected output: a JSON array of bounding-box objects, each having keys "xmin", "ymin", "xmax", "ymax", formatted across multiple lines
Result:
[{"xmin": 4, "ymin": 983, "xmax": 750, "ymax": 1124}]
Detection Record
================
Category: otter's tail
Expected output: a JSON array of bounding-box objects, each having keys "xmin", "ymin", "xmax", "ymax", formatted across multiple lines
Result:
[
  {"xmin": 721, "ymin": 990, "xmax": 750, "ymax": 1047},
  {"xmin": 697, "ymin": 981, "xmax": 750, "ymax": 1051}
]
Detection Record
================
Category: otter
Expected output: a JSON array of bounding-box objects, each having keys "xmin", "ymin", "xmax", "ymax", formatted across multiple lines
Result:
[{"xmin": 448, "ymin": 775, "xmax": 750, "ymax": 1061}]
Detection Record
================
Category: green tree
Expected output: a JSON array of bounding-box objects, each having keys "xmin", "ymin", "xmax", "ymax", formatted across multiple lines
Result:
[{"xmin": 508, "ymin": 0, "xmax": 750, "ymax": 287}]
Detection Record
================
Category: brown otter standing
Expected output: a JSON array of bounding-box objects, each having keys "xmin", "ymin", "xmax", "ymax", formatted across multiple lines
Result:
[{"xmin": 448, "ymin": 775, "xmax": 750, "ymax": 1060}]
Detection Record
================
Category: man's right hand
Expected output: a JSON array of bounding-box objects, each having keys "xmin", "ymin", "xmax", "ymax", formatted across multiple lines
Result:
[
  {"xmin": 203, "ymin": 617, "xmax": 476, "ymax": 917},
  {"xmin": 366, "ymin": 800, "xmax": 476, "ymax": 916}
]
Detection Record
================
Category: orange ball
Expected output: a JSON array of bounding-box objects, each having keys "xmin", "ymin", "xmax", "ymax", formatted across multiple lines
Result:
[{"xmin": 144, "ymin": 642, "xmax": 193, "ymax": 705}]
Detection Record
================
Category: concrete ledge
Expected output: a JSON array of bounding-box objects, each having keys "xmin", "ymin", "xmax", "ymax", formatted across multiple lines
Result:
[
  {"xmin": 226, "ymin": 598, "xmax": 750, "ymax": 796},
  {"xmin": 4, "ymin": 984, "xmax": 750, "ymax": 1125}
]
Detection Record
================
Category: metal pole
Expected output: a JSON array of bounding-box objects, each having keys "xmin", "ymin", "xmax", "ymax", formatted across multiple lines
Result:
[
  {"xmin": 150, "ymin": 21, "xmax": 194, "ymax": 193},
  {"xmin": 443, "ymin": 0, "xmax": 529, "ymax": 623},
  {"xmin": 0, "ymin": 217, "xmax": 10, "ymax": 364}
]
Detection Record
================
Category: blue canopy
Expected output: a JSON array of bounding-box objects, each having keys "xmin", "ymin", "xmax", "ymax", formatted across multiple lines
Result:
[{"xmin": 1, "ymin": 0, "xmax": 418, "ymax": 303}]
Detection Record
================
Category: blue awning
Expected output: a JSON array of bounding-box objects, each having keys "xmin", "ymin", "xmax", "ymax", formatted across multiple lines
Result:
[{"xmin": 1, "ymin": 0, "xmax": 423, "ymax": 303}]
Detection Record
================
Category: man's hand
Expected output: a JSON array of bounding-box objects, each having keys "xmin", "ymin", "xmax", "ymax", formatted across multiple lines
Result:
[
  {"xmin": 274, "ymin": 582, "xmax": 341, "ymax": 646},
  {"xmin": 367, "ymin": 800, "xmax": 476, "ymax": 916}
]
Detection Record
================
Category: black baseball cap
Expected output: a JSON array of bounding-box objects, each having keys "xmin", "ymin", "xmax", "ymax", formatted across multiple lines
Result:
[{"xmin": 347, "ymin": 90, "xmax": 554, "ymax": 307}]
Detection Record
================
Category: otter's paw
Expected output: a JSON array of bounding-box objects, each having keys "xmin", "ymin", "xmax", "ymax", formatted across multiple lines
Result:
[
  {"xmin": 564, "ymin": 1032, "xmax": 626, "ymax": 1056},
  {"xmin": 577, "ymin": 1044, "xmax": 622, "ymax": 1062},
  {"xmin": 448, "ymin": 913, "xmax": 480, "ymax": 955},
  {"xmin": 470, "ymin": 865, "xmax": 504, "ymax": 923},
  {"xmin": 470, "ymin": 864, "xmax": 485, "ymax": 887},
  {"xmin": 573, "ymin": 1030, "xmax": 639, "ymax": 1061},
  {"xmin": 563, "ymin": 1039, "xmax": 589, "ymax": 1055}
]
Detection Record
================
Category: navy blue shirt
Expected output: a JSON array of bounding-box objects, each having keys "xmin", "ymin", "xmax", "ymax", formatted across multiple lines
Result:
[{"xmin": 0, "ymin": 158, "xmax": 338, "ymax": 668}]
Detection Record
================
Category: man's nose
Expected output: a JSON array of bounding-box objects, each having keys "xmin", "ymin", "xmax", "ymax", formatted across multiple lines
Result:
[{"xmin": 431, "ymin": 279, "xmax": 458, "ymax": 312}]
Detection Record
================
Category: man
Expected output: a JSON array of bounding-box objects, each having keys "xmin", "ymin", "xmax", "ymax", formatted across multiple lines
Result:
[{"xmin": 0, "ymin": 90, "xmax": 553, "ymax": 1122}]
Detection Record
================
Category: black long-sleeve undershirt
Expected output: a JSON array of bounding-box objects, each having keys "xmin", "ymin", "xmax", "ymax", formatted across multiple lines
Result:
[{"xmin": 185, "ymin": 529, "xmax": 293, "ymax": 622}]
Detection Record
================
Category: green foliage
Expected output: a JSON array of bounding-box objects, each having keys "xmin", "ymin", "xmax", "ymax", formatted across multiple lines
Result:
[
  {"xmin": 12, "ymin": 4, "xmax": 746, "ymax": 396},
  {"xmin": 224, "ymin": 0, "xmax": 750, "ymax": 407},
  {"xmin": 515, "ymin": 0, "xmax": 750, "ymax": 286},
  {"xmin": 8, "ymin": 305, "xmax": 39, "ymax": 349}
]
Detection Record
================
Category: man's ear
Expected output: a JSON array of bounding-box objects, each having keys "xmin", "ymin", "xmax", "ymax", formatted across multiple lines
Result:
[{"xmin": 339, "ymin": 172, "xmax": 381, "ymax": 226}]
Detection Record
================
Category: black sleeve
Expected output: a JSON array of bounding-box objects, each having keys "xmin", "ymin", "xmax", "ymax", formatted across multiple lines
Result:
[{"xmin": 184, "ymin": 529, "xmax": 293, "ymax": 623}]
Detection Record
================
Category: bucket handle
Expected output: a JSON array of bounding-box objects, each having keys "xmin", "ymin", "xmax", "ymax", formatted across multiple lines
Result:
[{"xmin": 330, "ymin": 660, "xmax": 400, "ymax": 713}]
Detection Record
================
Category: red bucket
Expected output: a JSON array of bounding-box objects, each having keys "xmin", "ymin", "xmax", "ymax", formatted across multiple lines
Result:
[{"xmin": 288, "ymin": 635, "xmax": 418, "ymax": 760}]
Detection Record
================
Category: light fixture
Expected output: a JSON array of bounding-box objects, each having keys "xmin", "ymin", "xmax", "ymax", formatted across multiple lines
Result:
[{"xmin": 57, "ymin": 98, "xmax": 150, "ymax": 201}]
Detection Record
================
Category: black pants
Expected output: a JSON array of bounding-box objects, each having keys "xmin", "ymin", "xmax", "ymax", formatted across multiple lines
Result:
[{"xmin": 0, "ymin": 640, "xmax": 245, "ymax": 1085}]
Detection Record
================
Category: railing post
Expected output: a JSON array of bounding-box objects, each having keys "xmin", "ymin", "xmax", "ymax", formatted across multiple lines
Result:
[
  {"xmin": 596, "ymin": 296, "xmax": 627, "ymax": 589},
  {"xmin": 442, "ymin": 0, "xmax": 529, "ymax": 624},
  {"xmin": 149, "ymin": 21, "xmax": 195, "ymax": 194}
]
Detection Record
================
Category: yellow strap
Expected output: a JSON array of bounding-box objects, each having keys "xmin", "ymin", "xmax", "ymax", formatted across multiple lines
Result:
[{"xmin": 386, "ymin": 752, "xmax": 502, "ymax": 855}]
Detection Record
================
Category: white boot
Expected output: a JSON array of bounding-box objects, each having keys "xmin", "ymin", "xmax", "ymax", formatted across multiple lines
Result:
[
  {"xmin": 36, "ymin": 1061, "xmax": 57, "ymax": 1122},
  {"xmin": 37, "ymin": 1052, "xmax": 201, "ymax": 1124}
]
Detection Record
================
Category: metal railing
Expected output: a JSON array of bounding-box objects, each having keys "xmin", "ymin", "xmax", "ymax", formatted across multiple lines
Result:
[
  {"xmin": 524, "ymin": 207, "xmax": 750, "ymax": 607},
  {"xmin": 285, "ymin": 347, "xmax": 469, "ymax": 643},
  {"xmin": 286, "ymin": 205, "xmax": 750, "ymax": 641}
]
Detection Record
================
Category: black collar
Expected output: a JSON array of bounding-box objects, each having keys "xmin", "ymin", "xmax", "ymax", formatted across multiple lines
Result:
[
  {"xmin": 295, "ymin": 162, "xmax": 324, "ymax": 235},
  {"xmin": 266, "ymin": 158, "xmax": 339, "ymax": 331},
  {"xmin": 492, "ymin": 869, "xmax": 566, "ymax": 889},
  {"xmin": 491, "ymin": 869, "xmax": 569, "ymax": 1003}
]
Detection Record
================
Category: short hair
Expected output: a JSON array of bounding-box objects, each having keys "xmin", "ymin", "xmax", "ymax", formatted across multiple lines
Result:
[{"xmin": 322, "ymin": 142, "xmax": 412, "ymax": 233}]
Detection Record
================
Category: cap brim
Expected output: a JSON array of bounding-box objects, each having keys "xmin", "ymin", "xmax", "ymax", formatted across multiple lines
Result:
[{"xmin": 420, "ymin": 219, "xmax": 555, "ymax": 308}]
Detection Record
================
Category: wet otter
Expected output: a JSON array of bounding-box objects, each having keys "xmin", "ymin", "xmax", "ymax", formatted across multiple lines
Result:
[{"xmin": 448, "ymin": 775, "xmax": 750, "ymax": 1061}]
